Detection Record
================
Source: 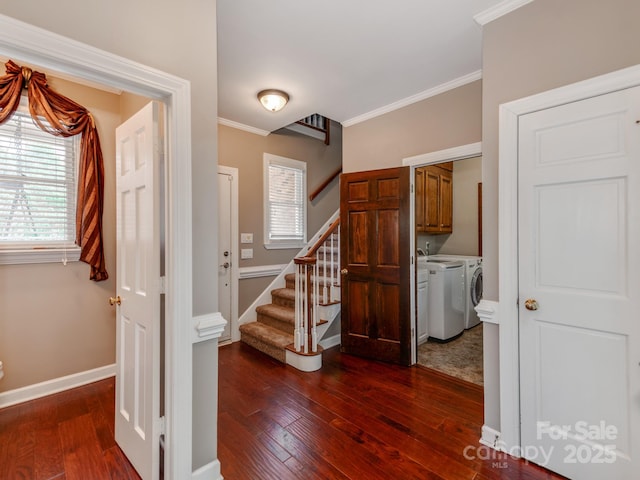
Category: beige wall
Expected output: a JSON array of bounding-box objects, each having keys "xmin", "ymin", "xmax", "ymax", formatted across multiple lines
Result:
[
  {"xmin": 418, "ymin": 156, "xmax": 482, "ymax": 257},
  {"xmin": 0, "ymin": 74, "xmax": 122, "ymax": 393},
  {"xmin": 343, "ymin": 80, "xmax": 482, "ymax": 173},
  {"xmin": 480, "ymin": 0, "xmax": 640, "ymax": 432},
  {"xmin": 218, "ymin": 122, "xmax": 342, "ymax": 316}
]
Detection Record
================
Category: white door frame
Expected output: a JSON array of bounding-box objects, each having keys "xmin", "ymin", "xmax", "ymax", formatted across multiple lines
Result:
[
  {"xmin": 0, "ymin": 15, "xmax": 195, "ymax": 479},
  {"xmin": 498, "ymin": 64, "xmax": 640, "ymax": 452},
  {"xmin": 402, "ymin": 142, "xmax": 482, "ymax": 365},
  {"xmin": 217, "ymin": 165, "xmax": 239, "ymax": 342}
]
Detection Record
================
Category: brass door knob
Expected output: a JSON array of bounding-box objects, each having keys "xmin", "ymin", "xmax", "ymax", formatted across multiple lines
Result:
[
  {"xmin": 524, "ymin": 298, "xmax": 539, "ymax": 311},
  {"xmin": 341, "ymin": 268, "xmax": 348, "ymax": 276},
  {"xmin": 109, "ymin": 296, "xmax": 122, "ymax": 306}
]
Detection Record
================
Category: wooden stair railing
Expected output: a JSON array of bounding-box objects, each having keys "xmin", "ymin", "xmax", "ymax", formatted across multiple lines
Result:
[
  {"xmin": 293, "ymin": 218, "xmax": 340, "ymax": 354},
  {"xmin": 296, "ymin": 113, "xmax": 330, "ymax": 145},
  {"xmin": 309, "ymin": 166, "xmax": 342, "ymax": 201}
]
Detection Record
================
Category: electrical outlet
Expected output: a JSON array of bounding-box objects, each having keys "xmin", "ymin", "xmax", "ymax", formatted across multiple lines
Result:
[
  {"xmin": 241, "ymin": 248, "xmax": 253, "ymax": 259},
  {"xmin": 240, "ymin": 233, "xmax": 253, "ymax": 244}
]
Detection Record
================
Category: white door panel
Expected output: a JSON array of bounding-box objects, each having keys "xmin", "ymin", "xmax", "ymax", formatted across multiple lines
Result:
[
  {"xmin": 519, "ymin": 86, "xmax": 640, "ymax": 479},
  {"xmin": 115, "ymin": 101, "xmax": 162, "ymax": 479},
  {"xmin": 217, "ymin": 170, "xmax": 232, "ymax": 342}
]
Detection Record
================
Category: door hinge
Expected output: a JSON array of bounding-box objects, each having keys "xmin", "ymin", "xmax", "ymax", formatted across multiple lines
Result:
[
  {"xmin": 159, "ymin": 276, "xmax": 167, "ymax": 294},
  {"xmin": 156, "ymin": 415, "xmax": 166, "ymax": 435},
  {"xmin": 411, "ymin": 184, "xmax": 414, "ymax": 194}
]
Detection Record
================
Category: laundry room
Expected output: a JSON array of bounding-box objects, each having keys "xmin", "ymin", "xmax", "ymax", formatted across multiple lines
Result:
[{"xmin": 415, "ymin": 155, "xmax": 483, "ymax": 385}]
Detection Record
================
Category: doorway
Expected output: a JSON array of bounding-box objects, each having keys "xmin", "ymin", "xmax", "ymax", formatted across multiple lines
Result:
[
  {"xmin": 0, "ymin": 16, "xmax": 195, "ymax": 479},
  {"xmin": 217, "ymin": 165, "xmax": 238, "ymax": 343},
  {"xmin": 403, "ymin": 143, "xmax": 483, "ymax": 384}
]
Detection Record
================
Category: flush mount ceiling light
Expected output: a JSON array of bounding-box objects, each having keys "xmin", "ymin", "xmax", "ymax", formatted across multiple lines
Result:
[{"xmin": 257, "ymin": 89, "xmax": 289, "ymax": 112}]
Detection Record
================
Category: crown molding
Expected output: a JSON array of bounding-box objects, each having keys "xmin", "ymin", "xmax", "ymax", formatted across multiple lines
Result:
[
  {"xmin": 342, "ymin": 70, "xmax": 482, "ymax": 128},
  {"xmin": 218, "ymin": 117, "xmax": 270, "ymax": 136},
  {"xmin": 473, "ymin": 0, "xmax": 534, "ymax": 26}
]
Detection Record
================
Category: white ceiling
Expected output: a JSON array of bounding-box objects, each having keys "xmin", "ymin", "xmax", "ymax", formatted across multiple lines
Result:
[{"xmin": 216, "ymin": 0, "xmax": 510, "ymax": 134}]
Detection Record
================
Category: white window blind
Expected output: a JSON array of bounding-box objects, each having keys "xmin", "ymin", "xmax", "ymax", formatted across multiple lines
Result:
[
  {"xmin": 264, "ymin": 153, "xmax": 306, "ymax": 248},
  {"xmin": 0, "ymin": 106, "xmax": 78, "ymax": 253}
]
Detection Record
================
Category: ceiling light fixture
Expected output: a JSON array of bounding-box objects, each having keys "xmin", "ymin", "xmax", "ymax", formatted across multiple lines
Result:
[{"xmin": 257, "ymin": 89, "xmax": 289, "ymax": 112}]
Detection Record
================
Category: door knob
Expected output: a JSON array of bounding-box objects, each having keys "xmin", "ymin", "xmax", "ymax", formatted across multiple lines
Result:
[
  {"xmin": 220, "ymin": 262, "xmax": 230, "ymax": 269},
  {"xmin": 109, "ymin": 296, "xmax": 121, "ymax": 306},
  {"xmin": 524, "ymin": 298, "xmax": 539, "ymax": 311},
  {"xmin": 340, "ymin": 268, "xmax": 348, "ymax": 276}
]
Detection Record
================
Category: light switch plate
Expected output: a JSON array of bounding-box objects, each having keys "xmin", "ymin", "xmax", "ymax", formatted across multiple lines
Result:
[
  {"xmin": 240, "ymin": 233, "xmax": 253, "ymax": 244},
  {"xmin": 241, "ymin": 248, "xmax": 253, "ymax": 259}
]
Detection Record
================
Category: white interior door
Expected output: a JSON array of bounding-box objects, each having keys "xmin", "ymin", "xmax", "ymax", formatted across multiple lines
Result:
[
  {"xmin": 217, "ymin": 168, "xmax": 234, "ymax": 342},
  {"xmin": 115, "ymin": 101, "xmax": 162, "ymax": 479},
  {"xmin": 518, "ymin": 86, "xmax": 640, "ymax": 479}
]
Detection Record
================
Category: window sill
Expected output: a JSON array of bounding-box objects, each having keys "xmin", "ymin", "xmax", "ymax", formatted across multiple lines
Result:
[
  {"xmin": 0, "ymin": 247, "xmax": 81, "ymax": 265},
  {"xmin": 263, "ymin": 242, "xmax": 305, "ymax": 250}
]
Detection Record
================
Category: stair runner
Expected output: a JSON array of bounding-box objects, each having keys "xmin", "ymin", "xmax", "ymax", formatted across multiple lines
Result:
[{"xmin": 239, "ymin": 273, "xmax": 299, "ymax": 362}]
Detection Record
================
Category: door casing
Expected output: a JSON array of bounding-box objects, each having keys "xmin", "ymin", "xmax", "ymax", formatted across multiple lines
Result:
[
  {"xmin": 218, "ymin": 165, "xmax": 239, "ymax": 342},
  {"xmin": 499, "ymin": 64, "xmax": 640, "ymax": 452}
]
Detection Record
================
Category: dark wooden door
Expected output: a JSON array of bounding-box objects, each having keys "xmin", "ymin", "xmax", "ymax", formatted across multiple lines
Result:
[{"xmin": 340, "ymin": 167, "xmax": 412, "ymax": 365}]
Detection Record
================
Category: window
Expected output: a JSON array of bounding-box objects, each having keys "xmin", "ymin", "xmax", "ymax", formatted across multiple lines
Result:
[
  {"xmin": 0, "ymin": 97, "xmax": 80, "ymax": 264},
  {"xmin": 264, "ymin": 153, "xmax": 307, "ymax": 249}
]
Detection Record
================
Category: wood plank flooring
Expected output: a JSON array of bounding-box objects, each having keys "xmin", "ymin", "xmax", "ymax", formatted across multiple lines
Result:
[
  {"xmin": 0, "ymin": 377, "xmax": 140, "ymax": 480},
  {"xmin": 219, "ymin": 342, "xmax": 566, "ymax": 480},
  {"xmin": 0, "ymin": 342, "xmax": 566, "ymax": 479}
]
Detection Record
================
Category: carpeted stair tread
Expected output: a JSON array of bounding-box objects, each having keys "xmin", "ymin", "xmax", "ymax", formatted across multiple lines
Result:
[
  {"xmin": 271, "ymin": 288, "xmax": 296, "ymax": 308},
  {"xmin": 256, "ymin": 303, "xmax": 295, "ymax": 324},
  {"xmin": 239, "ymin": 321, "xmax": 293, "ymax": 363}
]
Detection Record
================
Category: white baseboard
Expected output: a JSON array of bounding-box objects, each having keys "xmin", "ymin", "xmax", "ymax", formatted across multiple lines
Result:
[
  {"xmin": 192, "ymin": 459, "xmax": 222, "ymax": 480},
  {"xmin": 0, "ymin": 363, "xmax": 116, "ymax": 409},
  {"xmin": 319, "ymin": 334, "xmax": 341, "ymax": 350},
  {"xmin": 480, "ymin": 424, "xmax": 502, "ymax": 449}
]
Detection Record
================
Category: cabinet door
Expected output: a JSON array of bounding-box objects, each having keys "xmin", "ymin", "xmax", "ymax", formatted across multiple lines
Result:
[
  {"xmin": 425, "ymin": 168, "xmax": 440, "ymax": 232},
  {"xmin": 415, "ymin": 167, "xmax": 426, "ymax": 232},
  {"xmin": 439, "ymin": 171, "xmax": 453, "ymax": 233}
]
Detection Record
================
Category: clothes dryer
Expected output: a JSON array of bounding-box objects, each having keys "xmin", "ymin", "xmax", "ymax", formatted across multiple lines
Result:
[{"xmin": 428, "ymin": 255, "xmax": 482, "ymax": 329}]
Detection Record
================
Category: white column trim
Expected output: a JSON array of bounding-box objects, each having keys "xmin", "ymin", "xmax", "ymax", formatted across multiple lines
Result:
[
  {"xmin": 192, "ymin": 459, "xmax": 223, "ymax": 480},
  {"xmin": 475, "ymin": 299, "xmax": 499, "ymax": 325},
  {"xmin": 498, "ymin": 62, "xmax": 640, "ymax": 453},
  {"xmin": 192, "ymin": 313, "xmax": 228, "ymax": 344},
  {"xmin": 0, "ymin": 14, "xmax": 196, "ymax": 479}
]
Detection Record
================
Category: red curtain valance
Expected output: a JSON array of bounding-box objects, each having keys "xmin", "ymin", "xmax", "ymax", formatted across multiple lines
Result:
[{"xmin": 0, "ymin": 60, "xmax": 108, "ymax": 281}]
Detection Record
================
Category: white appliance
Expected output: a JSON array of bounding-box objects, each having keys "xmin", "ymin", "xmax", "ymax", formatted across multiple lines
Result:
[
  {"xmin": 425, "ymin": 259, "xmax": 465, "ymax": 341},
  {"xmin": 429, "ymin": 254, "xmax": 483, "ymax": 329},
  {"xmin": 417, "ymin": 254, "xmax": 429, "ymax": 345}
]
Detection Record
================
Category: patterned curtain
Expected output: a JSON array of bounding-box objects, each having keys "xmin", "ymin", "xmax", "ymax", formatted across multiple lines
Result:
[{"xmin": 0, "ymin": 60, "xmax": 108, "ymax": 281}]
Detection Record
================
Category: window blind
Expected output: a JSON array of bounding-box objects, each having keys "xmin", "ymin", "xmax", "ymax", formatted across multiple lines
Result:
[
  {"xmin": 267, "ymin": 161, "xmax": 305, "ymax": 242},
  {"xmin": 0, "ymin": 110, "xmax": 77, "ymax": 247}
]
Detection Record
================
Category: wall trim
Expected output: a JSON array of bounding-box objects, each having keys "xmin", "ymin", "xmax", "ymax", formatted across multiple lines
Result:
[
  {"xmin": 473, "ymin": 0, "xmax": 534, "ymax": 26},
  {"xmin": 218, "ymin": 117, "xmax": 270, "ymax": 137},
  {"xmin": 192, "ymin": 459, "xmax": 222, "ymax": 480},
  {"xmin": 0, "ymin": 13, "xmax": 195, "ymax": 478},
  {"xmin": 0, "ymin": 364, "xmax": 116, "ymax": 409},
  {"xmin": 342, "ymin": 70, "xmax": 482, "ymax": 128},
  {"xmin": 402, "ymin": 142, "xmax": 482, "ymax": 167},
  {"xmin": 192, "ymin": 312, "xmax": 228, "ymax": 344},
  {"xmin": 239, "ymin": 264, "xmax": 288, "ymax": 279},
  {"xmin": 475, "ymin": 299, "xmax": 498, "ymax": 325},
  {"xmin": 498, "ymin": 62, "xmax": 640, "ymax": 453},
  {"xmin": 480, "ymin": 425, "xmax": 502, "ymax": 449},
  {"xmin": 318, "ymin": 334, "xmax": 341, "ymax": 350}
]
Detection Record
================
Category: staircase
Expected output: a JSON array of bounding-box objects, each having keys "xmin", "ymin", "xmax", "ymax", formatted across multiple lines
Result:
[{"xmin": 239, "ymin": 216, "xmax": 341, "ymax": 371}]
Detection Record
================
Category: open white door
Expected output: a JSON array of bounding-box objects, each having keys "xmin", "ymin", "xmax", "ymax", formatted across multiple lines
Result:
[
  {"xmin": 518, "ymin": 86, "xmax": 640, "ymax": 478},
  {"xmin": 114, "ymin": 101, "xmax": 162, "ymax": 479},
  {"xmin": 217, "ymin": 167, "xmax": 237, "ymax": 343}
]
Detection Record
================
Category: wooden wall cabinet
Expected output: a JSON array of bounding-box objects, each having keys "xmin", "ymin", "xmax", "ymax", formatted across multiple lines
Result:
[{"xmin": 415, "ymin": 162, "xmax": 453, "ymax": 234}]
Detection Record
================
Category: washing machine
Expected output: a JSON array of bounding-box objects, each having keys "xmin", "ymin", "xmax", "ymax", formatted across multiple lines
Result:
[
  {"xmin": 425, "ymin": 259, "xmax": 465, "ymax": 341},
  {"xmin": 417, "ymin": 254, "xmax": 429, "ymax": 345},
  {"xmin": 428, "ymin": 254, "xmax": 483, "ymax": 329}
]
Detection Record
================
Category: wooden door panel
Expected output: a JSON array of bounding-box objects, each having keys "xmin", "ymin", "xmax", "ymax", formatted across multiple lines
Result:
[{"xmin": 340, "ymin": 167, "xmax": 411, "ymax": 365}]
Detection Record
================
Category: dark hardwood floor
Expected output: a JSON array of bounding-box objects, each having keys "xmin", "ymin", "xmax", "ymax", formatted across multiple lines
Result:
[
  {"xmin": 219, "ymin": 342, "xmax": 565, "ymax": 480},
  {"xmin": 0, "ymin": 376, "xmax": 140, "ymax": 480},
  {"xmin": 0, "ymin": 343, "xmax": 565, "ymax": 479}
]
